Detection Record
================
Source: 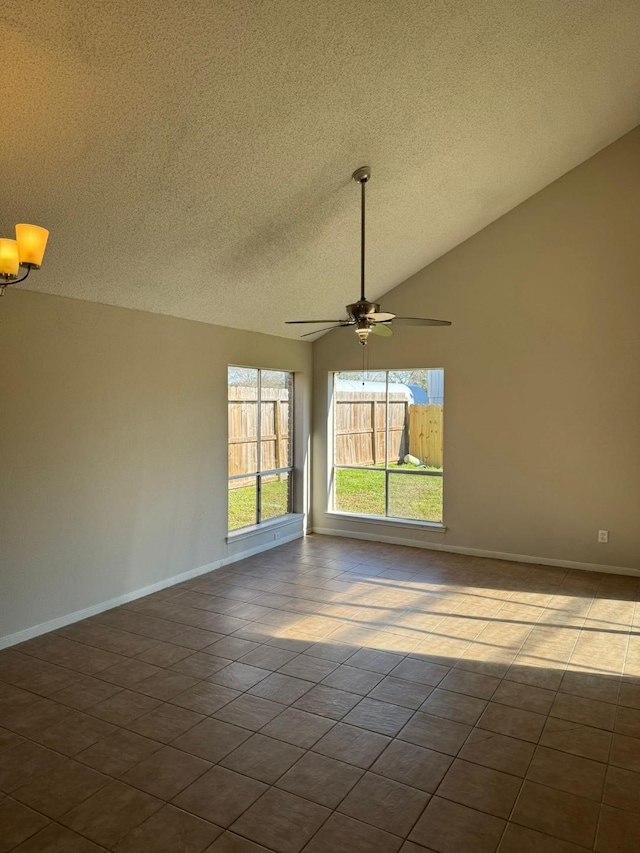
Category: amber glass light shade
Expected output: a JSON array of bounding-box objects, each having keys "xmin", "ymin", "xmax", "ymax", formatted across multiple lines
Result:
[
  {"xmin": 15, "ymin": 224, "xmax": 49, "ymax": 268},
  {"xmin": 0, "ymin": 239, "xmax": 20, "ymax": 277}
]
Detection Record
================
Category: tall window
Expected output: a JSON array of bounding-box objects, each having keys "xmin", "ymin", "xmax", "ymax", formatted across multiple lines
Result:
[
  {"xmin": 332, "ymin": 369, "xmax": 444, "ymax": 523},
  {"xmin": 228, "ymin": 367, "xmax": 293, "ymax": 531}
]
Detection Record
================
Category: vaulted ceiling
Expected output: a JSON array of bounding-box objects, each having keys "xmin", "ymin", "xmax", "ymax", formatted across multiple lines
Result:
[{"xmin": 3, "ymin": 1, "xmax": 640, "ymax": 338}]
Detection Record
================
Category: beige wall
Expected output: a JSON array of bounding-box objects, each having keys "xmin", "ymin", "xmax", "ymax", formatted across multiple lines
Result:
[
  {"xmin": 3, "ymin": 128, "xmax": 639, "ymax": 644},
  {"xmin": 312, "ymin": 127, "xmax": 640, "ymax": 572},
  {"xmin": 0, "ymin": 293, "xmax": 311, "ymax": 641}
]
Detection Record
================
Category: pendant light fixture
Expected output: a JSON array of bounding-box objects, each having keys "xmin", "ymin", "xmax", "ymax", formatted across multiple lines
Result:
[{"xmin": 0, "ymin": 223, "xmax": 49, "ymax": 296}]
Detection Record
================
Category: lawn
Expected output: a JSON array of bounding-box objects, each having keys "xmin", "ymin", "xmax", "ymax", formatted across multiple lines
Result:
[
  {"xmin": 334, "ymin": 466, "xmax": 443, "ymax": 522},
  {"xmin": 228, "ymin": 477, "xmax": 289, "ymax": 530},
  {"xmin": 229, "ymin": 465, "xmax": 443, "ymax": 530}
]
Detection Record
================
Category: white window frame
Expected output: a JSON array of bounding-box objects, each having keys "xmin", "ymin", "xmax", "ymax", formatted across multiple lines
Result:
[
  {"xmin": 228, "ymin": 367, "xmax": 294, "ymax": 531},
  {"xmin": 329, "ymin": 369, "xmax": 444, "ymax": 526}
]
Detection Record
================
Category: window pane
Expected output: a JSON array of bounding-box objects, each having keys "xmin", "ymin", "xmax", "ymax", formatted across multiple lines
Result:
[
  {"xmin": 260, "ymin": 471, "xmax": 290, "ymax": 521},
  {"xmin": 228, "ymin": 402, "xmax": 258, "ymax": 476},
  {"xmin": 334, "ymin": 468, "xmax": 385, "ymax": 516},
  {"xmin": 261, "ymin": 369, "xmax": 290, "ymax": 390},
  {"xmin": 229, "ymin": 366, "xmax": 259, "ymax": 389},
  {"xmin": 228, "ymin": 478, "xmax": 257, "ymax": 530},
  {"xmin": 228, "ymin": 367, "xmax": 294, "ymax": 533},
  {"xmin": 403, "ymin": 368, "xmax": 444, "ymax": 471},
  {"xmin": 334, "ymin": 371, "xmax": 387, "ymax": 467},
  {"xmin": 259, "ymin": 398, "xmax": 289, "ymax": 471},
  {"xmin": 388, "ymin": 472, "xmax": 443, "ymax": 522},
  {"xmin": 228, "ymin": 368, "xmax": 258, "ymax": 476}
]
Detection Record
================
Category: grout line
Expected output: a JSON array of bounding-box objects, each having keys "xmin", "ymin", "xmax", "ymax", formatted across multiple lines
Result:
[
  {"xmin": 493, "ymin": 601, "xmax": 587, "ymax": 852},
  {"xmin": 1, "ymin": 540, "xmax": 639, "ymax": 853},
  {"xmin": 592, "ymin": 592, "xmax": 634, "ymax": 851}
]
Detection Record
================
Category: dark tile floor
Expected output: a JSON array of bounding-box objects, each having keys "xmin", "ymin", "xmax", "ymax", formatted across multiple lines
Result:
[{"xmin": 1, "ymin": 534, "xmax": 640, "ymax": 852}]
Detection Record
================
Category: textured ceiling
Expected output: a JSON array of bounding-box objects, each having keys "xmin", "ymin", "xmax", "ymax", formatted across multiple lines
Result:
[{"xmin": 3, "ymin": 0, "xmax": 640, "ymax": 339}]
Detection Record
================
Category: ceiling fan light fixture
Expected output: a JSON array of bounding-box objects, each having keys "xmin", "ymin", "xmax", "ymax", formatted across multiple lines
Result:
[
  {"xmin": 285, "ymin": 165, "xmax": 450, "ymax": 342},
  {"xmin": 355, "ymin": 320, "xmax": 371, "ymax": 345}
]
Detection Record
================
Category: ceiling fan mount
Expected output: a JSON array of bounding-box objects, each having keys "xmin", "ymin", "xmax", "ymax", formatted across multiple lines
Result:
[
  {"xmin": 286, "ymin": 166, "xmax": 451, "ymax": 345},
  {"xmin": 352, "ymin": 166, "xmax": 371, "ymax": 184}
]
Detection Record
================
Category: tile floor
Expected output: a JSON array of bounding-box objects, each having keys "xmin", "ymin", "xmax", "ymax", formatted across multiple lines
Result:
[{"xmin": 1, "ymin": 534, "xmax": 640, "ymax": 852}]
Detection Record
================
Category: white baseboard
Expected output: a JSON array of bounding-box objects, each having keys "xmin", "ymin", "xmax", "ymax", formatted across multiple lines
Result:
[
  {"xmin": 0, "ymin": 559, "xmax": 224, "ymax": 651},
  {"xmin": 0, "ymin": 530, "xmax": 304, "ymax": 651},
  {"xmin": 3, "ymin": 523, "xmax": 633, "ymax": 651},
  {"xmin": 310, "ymin": 525, "xmax": 640, "ymax": 578}
]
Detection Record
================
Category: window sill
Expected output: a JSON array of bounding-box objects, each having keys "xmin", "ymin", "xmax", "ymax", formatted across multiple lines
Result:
[
  {"xmin": 227, "ymin": 513, "xmax": 304, "ymax": 544},
  {"xmin": 325, "ymin": 511, "xmax": 447, "ymax": 533}
]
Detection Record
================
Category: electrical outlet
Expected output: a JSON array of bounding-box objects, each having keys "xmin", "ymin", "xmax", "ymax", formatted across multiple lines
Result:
[{"xmin": 598, "ymin": 530, "xmax": 609, "ymax": 543}]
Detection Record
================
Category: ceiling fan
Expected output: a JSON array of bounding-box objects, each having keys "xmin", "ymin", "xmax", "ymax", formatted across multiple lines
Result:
[{"xmin": 286, "ymin": 166, "xmax": 451, "ymax": 345}]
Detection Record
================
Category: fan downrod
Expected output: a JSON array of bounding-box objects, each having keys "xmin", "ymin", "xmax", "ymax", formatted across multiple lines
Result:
[{"xmin": 284, "ymin": 164, "xmax": 451, "ymax": 344}]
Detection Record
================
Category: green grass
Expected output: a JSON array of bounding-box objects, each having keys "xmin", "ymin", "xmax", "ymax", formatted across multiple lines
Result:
[
  {"xmin": 229, "ymin": 465, "xmax": 443, "ymax": 530},
  {"xmin": 334, "ymin": 466, "xmax": 443, "ymax": 523},
  {"xmin": 334, "ymin": 469, "xmax": 385, "ymax": 516},
  {"xmin": 228, "ymin": 478, "xmax": 289, "ymax": 531}
]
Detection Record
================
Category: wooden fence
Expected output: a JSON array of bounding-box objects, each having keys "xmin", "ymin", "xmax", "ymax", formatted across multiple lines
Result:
[
  {"xmin": 228, "ymin": 387, "xmax": 290, "ymax": 486},
  {"xmin": 335, "ymin": 392, "xmax": 408, "ymax": 466},
  {"xmin": 334, "ymin": 393, "xmax": 443, "ymax": 468},
  {"xmin": 229, "ymin": 388, "xmax": 443, "ymax": 485}
]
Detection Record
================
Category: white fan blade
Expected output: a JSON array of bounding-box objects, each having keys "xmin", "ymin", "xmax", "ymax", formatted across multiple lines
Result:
[{"xmin": 366, "ymin": 311, "xmax": 396, "ymax": 321}]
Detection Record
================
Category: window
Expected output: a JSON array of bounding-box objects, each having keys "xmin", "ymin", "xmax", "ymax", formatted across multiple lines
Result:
[
  {"xmin": 228, "ymin": 367, "xmax": 293, "ymax": 531},
  {"xmin": 331, "ymin": 369, "xmax": 444, "ymax": 523}
]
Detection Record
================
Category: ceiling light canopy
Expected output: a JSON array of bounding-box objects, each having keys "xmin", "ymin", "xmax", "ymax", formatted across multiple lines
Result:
[{"xmin": 0, "ymin": 224, "xmax": 49, "ymax": 296}]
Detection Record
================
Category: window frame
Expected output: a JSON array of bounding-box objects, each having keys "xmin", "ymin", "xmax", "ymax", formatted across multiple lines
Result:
[
  {"xmin": 228, "ymin": 367, "xmax": 294, "ymax": 532},
  {"xmin": 330, "ymin": 369, "xmax": 444, "ymax": 525}
]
